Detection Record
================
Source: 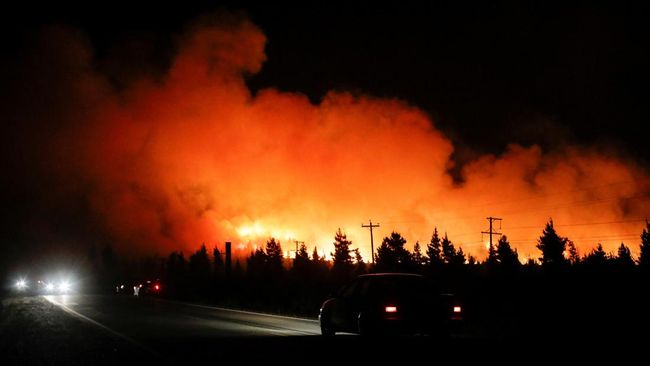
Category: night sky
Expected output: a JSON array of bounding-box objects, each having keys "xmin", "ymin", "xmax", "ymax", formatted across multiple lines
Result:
[
  {"xmin": 2, "ymin": 1, "xmax": 649, "ymax": 272},
  {"xmin": 5, "ymin": 1, "xmax": 648, "ymax": 162}
]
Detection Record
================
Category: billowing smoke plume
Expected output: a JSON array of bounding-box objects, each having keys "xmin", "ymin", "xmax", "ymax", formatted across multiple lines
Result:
[{"xmin": 3, "ymin": 16, "xmax": 649, "ymax": 262}]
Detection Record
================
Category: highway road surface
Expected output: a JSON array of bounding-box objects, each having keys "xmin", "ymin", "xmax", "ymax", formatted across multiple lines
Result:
[
  {"xmin": 44, "ymin": 294, "xmax": 321, "ymax": 339},
  {"xmin": 40, "ymin": 294, "xmax": 331, "ymax": 362},
  {"xmin": 33, "ymin": 294, "xmax": 478, "ymax": 364},
  {"xmin": 4, "ymin": 294, "xmax": 616, "ymax": 365}
]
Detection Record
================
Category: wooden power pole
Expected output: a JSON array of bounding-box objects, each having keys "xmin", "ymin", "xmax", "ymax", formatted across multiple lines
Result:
[
  {"xmin": 481, "ymin": 217, "xmax": 502, "ymax": 253},
  {"xmin": 362, "ymin": 219, "xmax": 380, "ymax": 265}
]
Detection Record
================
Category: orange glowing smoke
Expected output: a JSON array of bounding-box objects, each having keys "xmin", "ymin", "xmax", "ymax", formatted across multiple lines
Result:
[{"xmin": 32, "ymin": 17, "xmax": 650, "ymax": 260}]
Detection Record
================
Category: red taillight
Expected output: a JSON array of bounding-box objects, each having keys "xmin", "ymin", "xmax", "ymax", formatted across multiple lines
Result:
[
  {"xmin": 385, "ymin": 306, "xmax": 398, "ymax": 313},
  {"xmin": 154, "ymin": 284, "xmax": 160, "ymax": 290},
  {"xmin": 453, "ymin": 306, "xmax": 462, "ymax": 313}
]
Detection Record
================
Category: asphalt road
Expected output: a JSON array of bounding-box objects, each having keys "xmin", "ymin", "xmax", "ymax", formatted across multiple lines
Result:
[
  {"xmin": 5, "ymin": 294, "xmax": 635, "ymax": 364},
  {"xmin": 44, "ymin": 294, "xmax": 321, "ymax": 339},
  {"xmin": 41, "ymin": 294, "xmax": 332, "ymax": 362},
  {"xmin": 36, "ymin": 294, "xmax": 487, "ymax": 364}
]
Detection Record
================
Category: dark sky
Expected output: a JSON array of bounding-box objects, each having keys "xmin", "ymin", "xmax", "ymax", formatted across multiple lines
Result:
[
  {"xmin": 1, "ymin": 0, "xmax": 649, "ymax": 273},
  {"xmin": 3, "ymin": 0, "xmax": 649, "ymax": 164}
]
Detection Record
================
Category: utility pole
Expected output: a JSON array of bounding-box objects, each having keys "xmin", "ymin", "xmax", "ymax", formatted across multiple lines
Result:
[
  {"xmin": 481, "ymin": 217, "xmax": 503, "ymax": 253},
  {"xmin": 291, "ymin": 240, "xmax": 305, "ymax": 259},
  {"xmin": 225, "ymin": 241, "xmax": 232, "ymax": 278},
  {"xmin": 362, "ymin": 219, "xmax": 380, "ymax": 265}
]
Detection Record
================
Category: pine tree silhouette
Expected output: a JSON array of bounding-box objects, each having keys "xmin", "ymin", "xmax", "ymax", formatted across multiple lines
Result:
[
  {"xmin": 376, "ymin": 231, "xmax": 413, "ymax": 272},
  {"xmin": 213, "ymin": 246, "xmax": 223, "ymax": 269},
  {"xmin": 584, "ymin": 243, "xmax": 609, "ymax": 266},
  {"xmin": 426, "ymin": 228, "xmax": 443, "ymax": 268},
  {"xmin": 566, "ymin": 240, "xmax": 580, "ymax": 265},
  {"xmin": 310, "ymin": 246, "xmax": 329, "ymax": 280},
  {"xmin": 452, "ymin": 246, "xmax": 466, "ymax": 266},
  {"xmin": 188, "ymin": 244, "xmax": 211, "ymax": 295},
  {"xmin": 292, "ymin": 243, "xmax": 311, "ymax": 277},
  {"xmin": 640, "ymin": 220, "xmax": 650, "ymax": 269},
  {"xmin": 312, "ymin": 246, "xmax": 321, "ymax": 262},
  {"xmin": 189, "ymin": 244, "xmax": 210, "ymax": 274},
  {"xmin": 616, "ymin": 242, "xmax": 635, "ymax": 268},
  {"xmin": 536, "ymin": 219, "xmax": 568, "ymax": 268},
  {"xmin": 247, "ymin": 247, "xmax": 267, "ymax": 278},
  {"xmin": 496, "ymin": 235, "xmax": 519, "ymax": 269},
  {"xmin": 331, "ymin": 228, "xmax": 353, "ymax": 282},
  {"xmin": 413, "ymin": 241, "xmax": 425, "ymax": 267},
  {"xmin": 332, "ymin": 229, "xmax": 352, "ymax": 267},
  {"xmin": 441, "ymin": 233, "xmax": 456, "ymax": 264},
  {"xmin": 265, "ymin": 238, "xmax": 284, "ymax": 276},
  {"xmin": 487, "ymin": 240, "xmax": 499, "ymax": 267},
  {"xmin": 467, "ymin": 255, "xmax": 477, "ymax": 266},
  {"xmin": 351, "ymin": 248, "xmax": 367, "ymax": 275}
]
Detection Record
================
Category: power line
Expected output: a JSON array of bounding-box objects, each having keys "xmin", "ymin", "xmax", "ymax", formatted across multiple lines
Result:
[
  {"xmin": 500, "ymin": 194, "xmax": 650, "ymax": 216},
  {"xmin": 369, "ymin": 179, "xmax": 648, "ymax": 230},
  {"xmin": 502, "ymin": 218, "xmax": 649, "ymax": 230},
  {"xmin": 400, "ymin": 194, "xmax": 648, "ymax": 232},
  {"xmin": 436, "ymin": 218, "xmax": 647, "ymax": 241},
  {"xmin": 555, "ymin": 219, "xmax": 647, "ymax": 227}
]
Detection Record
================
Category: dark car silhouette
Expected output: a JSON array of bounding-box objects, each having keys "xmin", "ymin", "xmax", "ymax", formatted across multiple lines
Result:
[
  {"xmin": 319, "ymin": 273, "xmax": 463, "ymax": 336},
  {"xmin": 140, "ymin": 279, "xmax": 162, "ymax": 296}
]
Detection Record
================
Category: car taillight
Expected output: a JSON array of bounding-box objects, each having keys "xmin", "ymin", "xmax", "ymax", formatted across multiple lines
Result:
[
  {"xmin": 154, "ymin": 284, "xmax": 160, "ymax": 290},
  {"xmin": 385, "ymin": 306, "xmax": 398, "ymax": 313},
  {"xmin": 453, "ymin": 306, "xmax": 462, "ymax": 313}
]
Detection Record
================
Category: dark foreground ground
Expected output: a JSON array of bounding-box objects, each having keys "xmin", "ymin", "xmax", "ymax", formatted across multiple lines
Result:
[
  {"xmin": 0, "ymin": 294, "xmax": 644, "ymax": 365},
  {"xmin": 0, "ymin": 296, "xmax": 150, "ymax": 365}
]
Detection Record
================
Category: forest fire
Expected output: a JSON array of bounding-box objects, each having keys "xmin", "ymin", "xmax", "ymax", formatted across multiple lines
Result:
[{"xmin": 3, "ymin": 17, "xmax": 649, "ymax": 262}]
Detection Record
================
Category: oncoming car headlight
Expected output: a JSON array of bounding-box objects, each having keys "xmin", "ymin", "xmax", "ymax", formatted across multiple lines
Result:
[
  {"xmin": 16, "ymin": 273, "xmax": 78, "ymax": 294},
  {"xmin": 15, "ymin": 279, "xmax": 28, "ymax": 291},
  {"xmin": 58, "ymin": 281, "xmax": 71, "ymax": 293}
]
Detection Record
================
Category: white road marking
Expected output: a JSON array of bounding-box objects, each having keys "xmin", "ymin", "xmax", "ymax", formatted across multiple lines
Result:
[
  {"xmin": 158, "ymin": 298, "xmax": 320, "ymax": 324},
  {"xmin": 44, "ymin": 295, "xmax": 161, "ymax": 358}
]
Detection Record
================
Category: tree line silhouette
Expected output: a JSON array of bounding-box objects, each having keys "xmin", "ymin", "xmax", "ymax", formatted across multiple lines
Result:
[{"xmin": 92, "ymin": 219, "xmax": 650, "ymax": 340}]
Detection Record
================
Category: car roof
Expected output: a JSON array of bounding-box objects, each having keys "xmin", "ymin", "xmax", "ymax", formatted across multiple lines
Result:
[{"xmin": 358, "ymin": 273, "xmax": 423, "ymax": 278}]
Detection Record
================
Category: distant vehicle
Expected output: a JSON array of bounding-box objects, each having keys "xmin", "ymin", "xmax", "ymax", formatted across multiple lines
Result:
[
  {"xmin": 140, "ymin": 279, "xmax": 162, "ymax": 296},
  {"xmin": 318, "ymin": 273, "xmax": 463, "ymax": 336},
  {"xmin": 14, "ymin": 278, "xmax": 28, "ymax": 292},
  {"xmin": 35, "ymin": 279, "xmax": 74, "ymax": 295},
  {"xmin": 115, "ymin": 283, "xmax": 131, "ymax": 294},
  {"xmin": 116, "ymin": 279, "xmax": 162, "ymax": 296}
]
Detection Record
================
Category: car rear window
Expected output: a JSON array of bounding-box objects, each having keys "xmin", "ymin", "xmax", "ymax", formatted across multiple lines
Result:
[{"xmin": 366, "ymin": 276, "xmax": 431, "ymax": 299}]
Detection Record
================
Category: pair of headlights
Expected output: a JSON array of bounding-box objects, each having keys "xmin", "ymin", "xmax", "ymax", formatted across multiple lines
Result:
[
  {"xmin": 44, "ymin": 281, "xmax": 72, "ymax": 293},
  {"xmin": 14, "ymin": 278, "xmax": 73, "ymax": 293}
]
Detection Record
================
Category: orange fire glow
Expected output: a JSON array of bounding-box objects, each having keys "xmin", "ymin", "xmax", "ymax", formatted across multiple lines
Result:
[{"xmin": 33, "ymin": 17, "xmax": 649, "ymax": 261}]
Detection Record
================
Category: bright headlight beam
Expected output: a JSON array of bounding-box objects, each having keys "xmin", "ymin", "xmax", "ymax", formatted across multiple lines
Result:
[
  {"xmin": 15, "ymin": 279, "xmax": 27, "ymax": 290},
  {"xmin": 58, "ymin": 281, "xmax": 71, "ymax": 293}
]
